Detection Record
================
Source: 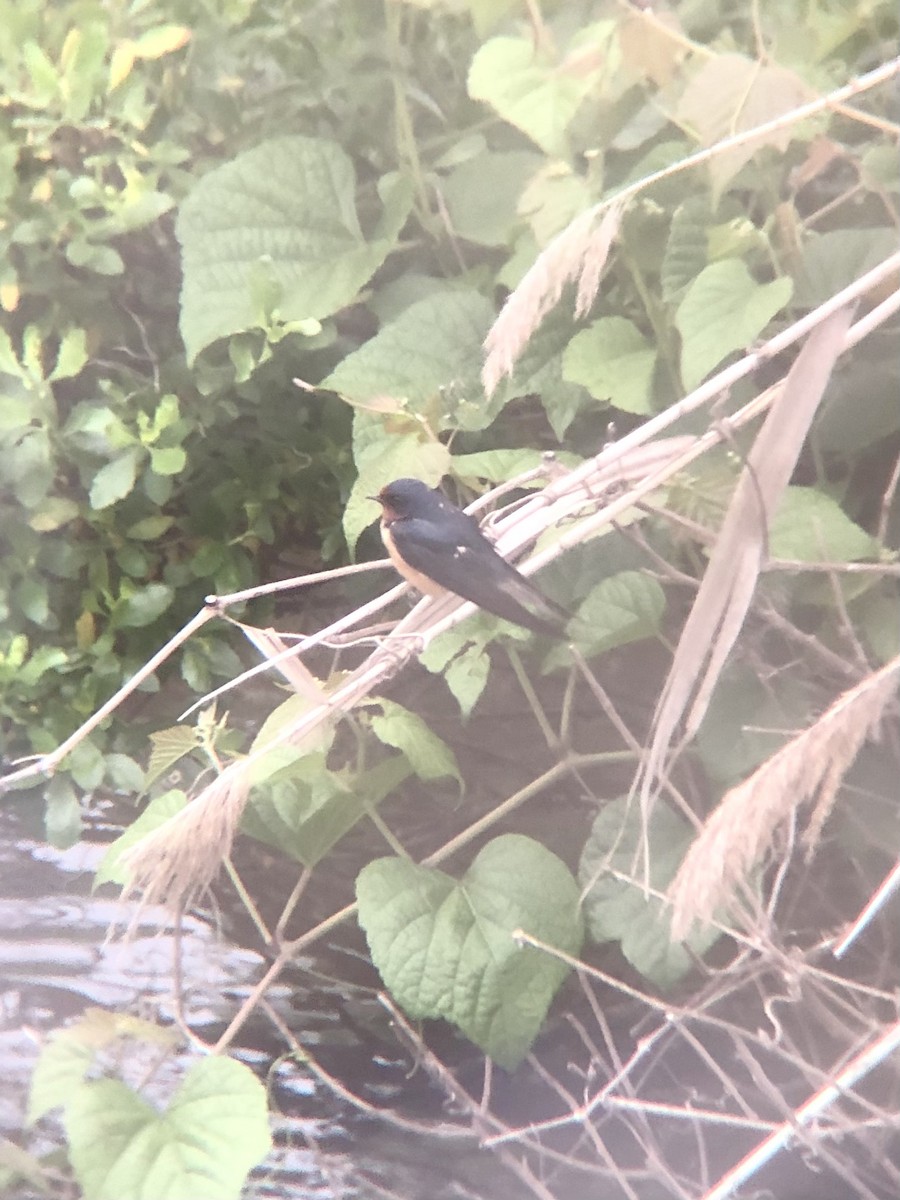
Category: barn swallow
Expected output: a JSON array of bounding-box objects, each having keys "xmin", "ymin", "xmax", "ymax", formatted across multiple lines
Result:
[{"xmin": 372, "ymin": 478, "xmax": 571, "ymax": 638}]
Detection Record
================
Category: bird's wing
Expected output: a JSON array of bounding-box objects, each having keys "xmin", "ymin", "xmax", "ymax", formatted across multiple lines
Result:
[{"xmin": 391, "ymin": 517, "xmax": 570, "ymax": 637}]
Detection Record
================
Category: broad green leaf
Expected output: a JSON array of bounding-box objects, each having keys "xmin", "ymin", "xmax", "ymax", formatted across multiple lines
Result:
[
  {"xmin": 15, "ymin": 576, "xmax": 49, "ymax": 624},
  {"xmin": 90, "ymin": 449, "xmax": 143, "ymax": 509},
  {"xmin": 546, "ymin": 571, "xmax": 664, "ymax": 669},
  {"xmin": 794, "ymin": 227, "xmax": 898, "ymax": 308},
  {"xmin": 104, "ymin": 753, "xmax": 145, "ymax": 793},
  {"xmin": 769, "ymin": 487, "xmax": 877, "ymax": 563},
  {"xmin": 244, "ymin": 755, "xmax": 408, "ymax": 868},
  {"xmin": 369, "ymin": 699, "xmax": 461, "ymax": 785},
  {"xmin": 177, "ymin": 137, "xmax": 412, "ymax": 362},
  {"xmin": 518, "ymin": 161, "xmax": 592, "ymax": 244},
  {"xmin": 451, "ymin": 448, "xmax": 547, "ymax": 485},
  {"xmin": 676, "ymin": 260, "xmax": 793, "ymax": 390},
  {"xmin": 95, "ymin": 790, "xmax": 187, "ymax": 888},
  {"xmin": 113, "ymin": 582, "xmax": 174, "ymax": 628},
  {"xmin": 357, "ymin": 834, "xmax": 584, "ymax": 1068},
  {"xmin": 440, "ymin": 150, "xmax": 540, "ymax": 246},
  {"xmin": 65, "ymin": 1057, "xmax": 271, "ymax": 1200},
  {"xmin": 28, "ymin": 1039, "xmax": 94, "ymax": 1125},
  {"xmin": 814, "ymin": 358, "xmax": 900, "ymax": 455},
  {"xmin": 855, "ymin": 589, "xmax": 900, "ymax": 666},
  {"xmin": 507, "ymin": 311, "xmax": 591, "ymax": 440},
  {"xmin": 323, "ymin": 290, "xmax": 494, "ymax": 413},
  {"xmin": 579, "ymin": 797, "xmax": 722, "ymax": 987},
  {"xmin": 468, "ymin": 33, "xmax": 604, "ymax": 157},
  {"xmin": 563, "ymin": 317, "xmax": 657, "ymax": 414},
  {"xmin": 29, "ymin": 1011, "xmax": 177, "ymax": 1125},
  {"xmin": 443, "ymin": 641, "xmax": 491, "ymax": 717}
]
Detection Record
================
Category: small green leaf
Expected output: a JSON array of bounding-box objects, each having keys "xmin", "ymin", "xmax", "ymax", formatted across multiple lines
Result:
[
  {"xmin": 65, "ymin": 1057, "xmax": 271, "ymax": 1200},
  {"xmin": 45, "ymin": 776, "xmax": 83, "ymax": 848},
  {"xmin": 421, "ymin": 632, "xmax": 492, "ymax": 719},
  {"xmin": 369, "ymin": 699, "xmax": 461, "ymax": 785},
  {"xmin": 105, "ymin": 754, "xmax": 146, "ymax": 793},
  {"xmin": 676, "ymin": 260, "xmax": 793, "ymax": 390},
  {"xmin": 125, "ymin": 516, "xmax": 175, "ymax": 540},
  {"xmin": 357, "ymin": 835, "xmax": 584, "ymax": 1069},
  {"xmin": 15, "ymin": 576, "xmax": 49, "ymax": 624},
  {"xmin": 49, "ymin": 328, "xmax": 88, "ymax": 381},
  {"xmin": 113, "ymin": 582, "xmax": 174, "ymax": 628},
  {"xmin": 145, "ymin": 727, "xmax": 200, "ymax": 788},
  {"xmin": 579, "ymin": 797, "xmax": 722, "ymax": 988},
  {"xmin": 149, "ymin": 446, "xmax": 186, "ymax": 476},
  {"xmin": 90, "ymin": 449, "xmax": 143, "ymax": 509},
  {"xmin": 563, "ymin": 317, "xmax": 657, "ymax": 414},
  {"xmin": 95, "ymin": 790, "xmax": 187, "ymax": 888}
]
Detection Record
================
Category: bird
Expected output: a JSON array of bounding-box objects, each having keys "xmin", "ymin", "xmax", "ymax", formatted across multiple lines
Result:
[{"xmin": 371, "ymin": 478, "xmax": 571, "ymax": 638}]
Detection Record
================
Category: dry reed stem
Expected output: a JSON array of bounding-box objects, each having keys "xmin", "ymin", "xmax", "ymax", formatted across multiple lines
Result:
[
  {"xmin": 639, "ymin": 304, "xmax": 855, "ymax": 811},
  {"xmin": 669, "ymin": 653, "xmax": 900, "ymax": 940}
]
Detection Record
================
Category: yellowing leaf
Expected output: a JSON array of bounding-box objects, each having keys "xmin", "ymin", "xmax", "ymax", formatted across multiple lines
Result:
[
  {"xmin": 108, "ymin": 42, "xmax": 136, "ymax": 91},
  {"xmin": 75, "ymin": 611, "xmax": 95, "ymax": 649},
  {"xmin": 0, "ymin": 281, "xmax": 19, "ymax": 311},
  {"xmin": 133, "ymin": 25, "xmax": 192, "ymax": 60}
]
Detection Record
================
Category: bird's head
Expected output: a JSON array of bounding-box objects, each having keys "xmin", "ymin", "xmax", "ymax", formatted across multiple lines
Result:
[{"xmin": 371, "ymin": 478, "xmax": 442, "ymax": 522}]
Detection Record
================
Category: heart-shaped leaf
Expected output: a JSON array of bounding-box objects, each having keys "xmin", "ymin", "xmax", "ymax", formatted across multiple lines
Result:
[
  {"xmin": 65, "ymin": 1057, "xmax": 271, "ymax": 1200},
  {"xmin": 356, "ymin": 834, "xmax": 584, "ymax": 1069}
]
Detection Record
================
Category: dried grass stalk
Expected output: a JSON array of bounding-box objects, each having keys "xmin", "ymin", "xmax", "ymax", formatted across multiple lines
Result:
[
  {"xmin": 482, "ymin": 198, "xmax": 624, "ymax": 396},
  {"xmin": 669, "ymin": 653, "xmax": 900, "ymax": 940},
  {"xmin": 121, "ymin": 765, "xmax": 252, "ymax": 913},
  {"xmin": 640, "ymin": 304, "xmax": 855, "ymax": 806}
]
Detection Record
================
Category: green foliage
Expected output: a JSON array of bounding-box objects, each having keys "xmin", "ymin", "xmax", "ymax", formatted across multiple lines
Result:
[
  {"xmin": 26, "ymin": 1008, "xmax": 268, "ymax": 1200},
  {"xmin": 64, "ymin": 1058, "xmax": 270, "ymax": 1200},
  {"xmin": 4, "ymin": 0, "xmax": 898, "ymax": 1178},
  {"xmin": 356, "ymin": 835, "xmax": 584, "ymax": 1069},
  {"xmin": 579, "ymin": 798, "xmax": 724, "ymax": 988}
]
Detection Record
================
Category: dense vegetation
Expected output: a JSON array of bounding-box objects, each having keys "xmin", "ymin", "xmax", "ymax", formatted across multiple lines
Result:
[{"xmin": 2, "ymin": 0, "xmax": 898, "ymax": 1196}]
